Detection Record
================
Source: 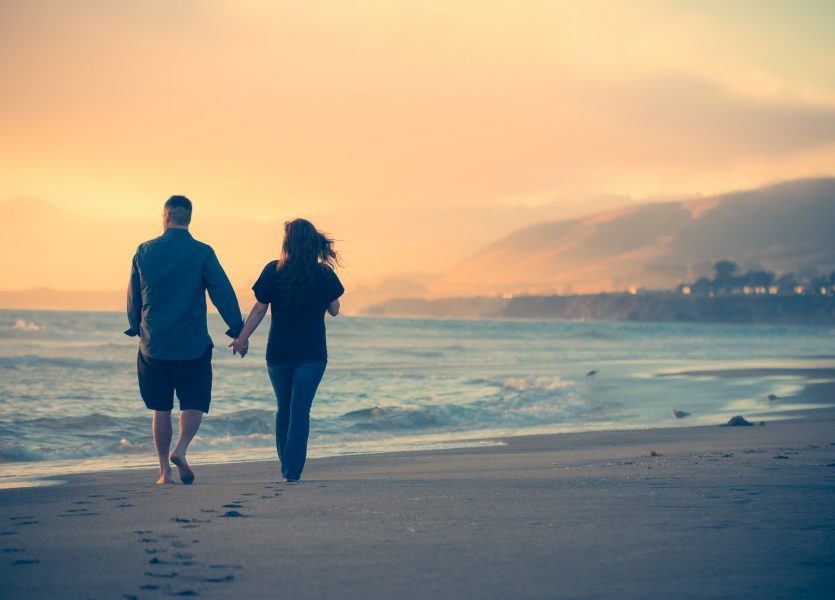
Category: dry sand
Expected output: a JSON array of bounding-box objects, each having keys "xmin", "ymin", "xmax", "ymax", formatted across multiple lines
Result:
[{"xmin": 2, "ymin": 405, "xmax": 835, "ymax": 599}]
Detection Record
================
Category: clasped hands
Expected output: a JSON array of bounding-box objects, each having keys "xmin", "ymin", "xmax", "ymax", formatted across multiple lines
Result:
[{"xmin": 229, "ymin": 337, "xmax": 249, "ymax": 358}]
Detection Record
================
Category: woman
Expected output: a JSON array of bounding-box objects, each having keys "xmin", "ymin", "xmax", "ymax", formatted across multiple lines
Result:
[{"xmin": 231, "ymin": 218, "xmax": 344, "ymax": 483}]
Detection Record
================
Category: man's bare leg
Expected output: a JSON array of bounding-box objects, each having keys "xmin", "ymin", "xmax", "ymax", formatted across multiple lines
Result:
[
  {"xmin": 153, "ymin": 410, "xmax": 174, "ymax": 485},
  {"xmin": 170, "ymin": 409, "xmax": 203, "ymax": 485}
]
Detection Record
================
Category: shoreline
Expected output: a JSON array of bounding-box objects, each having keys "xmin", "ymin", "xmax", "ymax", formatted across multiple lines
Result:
[
  {"xmin": 42, "ymin": 404, "xmax": 835, "ymax": 486},
  {"xmin": 35, "ymin": 402, "xmax": 835, "ymax": 489},
  {"xmin": 2, "ymin": 364, "xmax": 834, "ymax": 491},
  {"xmin": 2, "ymin": 408, "xmax": 834, "ymax": 598},
  {"xmin": 24, "ymin": 403, "xmax": 835, "ymax": 491}
]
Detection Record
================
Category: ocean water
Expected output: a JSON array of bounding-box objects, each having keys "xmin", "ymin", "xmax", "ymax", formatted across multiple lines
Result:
[{"xmin": 1, "ymin": 310, "xmax": 834, "ymax": 485}]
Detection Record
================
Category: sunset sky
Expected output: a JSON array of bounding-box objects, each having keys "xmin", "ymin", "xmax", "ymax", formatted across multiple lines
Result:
[{"xmin": 2, "ymin": 1, "xmax": 835, "ymax": 305}]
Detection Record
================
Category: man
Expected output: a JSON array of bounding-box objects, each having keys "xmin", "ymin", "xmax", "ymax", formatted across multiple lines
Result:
[{"xmin": 125, "ymin": 195, "xmax": 244, "ymax": 485}]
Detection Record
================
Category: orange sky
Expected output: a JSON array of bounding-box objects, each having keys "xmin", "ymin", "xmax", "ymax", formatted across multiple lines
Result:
[{"xmin": 2, "ymin": 1, "xmax": 835, "ymax": 302}]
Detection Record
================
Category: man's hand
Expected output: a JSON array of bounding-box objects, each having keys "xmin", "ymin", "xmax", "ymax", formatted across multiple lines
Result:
[{"xmin": 229, "ymin": 338, "xmax": 249, "ymax": 358}]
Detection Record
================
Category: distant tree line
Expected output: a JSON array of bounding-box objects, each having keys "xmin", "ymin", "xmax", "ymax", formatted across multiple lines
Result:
[{"xmin": 677, "ymin": 261, "xmax": 835, "ymax": 296}]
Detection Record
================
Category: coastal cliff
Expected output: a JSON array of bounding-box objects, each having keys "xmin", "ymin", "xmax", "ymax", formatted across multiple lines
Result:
[{"xmin": 363, "ymin": 293, "xmax": 835, "ymax": 325}]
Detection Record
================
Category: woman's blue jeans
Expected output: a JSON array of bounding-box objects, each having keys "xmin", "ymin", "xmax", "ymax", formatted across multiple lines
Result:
[{"xmin": 267, "ymin": 361, "xmax": 326, "ymax": 480}]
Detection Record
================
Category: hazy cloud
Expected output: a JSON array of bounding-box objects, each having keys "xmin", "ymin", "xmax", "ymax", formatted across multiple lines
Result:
[{"xmin": 1, "ymin": 1, "xmax": 834, "ymax": 292}]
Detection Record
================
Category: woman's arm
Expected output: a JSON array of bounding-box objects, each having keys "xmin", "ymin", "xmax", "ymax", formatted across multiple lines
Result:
[
  {"xmin": 327, "ymin": 298, "xmax": 340, "ymax": 317},
  {"xmin": 230, "ymin": 301, "xmax": 269, "ymax": 357}
]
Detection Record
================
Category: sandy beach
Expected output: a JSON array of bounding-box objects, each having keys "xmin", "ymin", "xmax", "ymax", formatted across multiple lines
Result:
[
  {"xmin": 2, "ymin": 402, "xmax": 834, "ymax": 599},
  {"xmin": 4, "ymin": 2, "xmax": 835, "ymax": 597}
]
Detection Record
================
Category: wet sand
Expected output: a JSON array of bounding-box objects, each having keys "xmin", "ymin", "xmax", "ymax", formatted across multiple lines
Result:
[{"xmin": 2, "ymin": 406, "xmax": 835, "ymax": 599}]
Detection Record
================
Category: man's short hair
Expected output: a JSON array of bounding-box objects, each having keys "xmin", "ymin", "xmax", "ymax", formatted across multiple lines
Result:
[{"xmin": 164, "ymin": 195, "xmax": 192, "ymax": 225}]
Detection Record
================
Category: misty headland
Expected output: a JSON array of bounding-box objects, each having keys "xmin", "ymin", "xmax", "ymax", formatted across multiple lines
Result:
[{"xmin": 364, "ymin": 178, "xmax": 835, "ymax": 323}]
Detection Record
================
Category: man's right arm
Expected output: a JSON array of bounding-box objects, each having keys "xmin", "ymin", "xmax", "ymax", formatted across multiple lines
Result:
[
  {"xmin": 124, "ymin": 253, "xmax": 142, "ymax": 337},
  {"xmin": 203, "ymin": 250, "xmax": 244, "ymax": 339}
]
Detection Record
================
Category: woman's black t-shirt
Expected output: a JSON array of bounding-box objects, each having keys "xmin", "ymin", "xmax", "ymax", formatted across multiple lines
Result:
[{"xmin": 252, "ymin": 261, "xmax": 344, "ymax": 365}]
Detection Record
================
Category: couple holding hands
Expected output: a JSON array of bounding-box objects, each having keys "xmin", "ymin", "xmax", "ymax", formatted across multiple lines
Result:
[{"xmin": 126, "ymin": 195, "xmax": 343, "ymax": 485}]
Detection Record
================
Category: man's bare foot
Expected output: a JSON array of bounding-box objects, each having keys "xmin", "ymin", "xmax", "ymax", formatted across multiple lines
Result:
[
  {"xmin": 170, "ymin": 454, "xmax": 195, "ymax": 485},
  {"xmin": 156, "ymin": 469, "xmax": 174, "ymax": 485}
]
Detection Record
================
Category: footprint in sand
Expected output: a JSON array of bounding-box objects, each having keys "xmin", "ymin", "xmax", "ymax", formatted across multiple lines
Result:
[
  {"xmin": 171, "ymin": 591, "xmax": 198, "ymax": 597},
  {"xmin": 209, "ymin": 564, "xmax": 243, "ymax": 570},
  {"xmin": 171, "ymin": 517, "xmax": 211, "ymax": 524},
  {"xmin": 222, "ymin": 503, "xmax": 242, "ymax": 509},
  {"xmin": 171, "ymin": 517, "xmax": 210, "ymax": 530},
  {"xmin": 199, "ymin": 509, "xmax": 216, "ymax": 514},
  {"xmin": 219, "ymin": 511, "xmax": 249, "ymax": 518},
  {"xmin": 240, "ymin": 493, "xmax": 256, "ymax": 497},
  {"xmin": 172, "ymin": 552, "xmax": 194, "ymax": 560},
  {"xmin": 12, "ymin": 559, "xmax": 40, "ymax": 566},
  {"xmin": 138, "ymin": 584, "xmax": 160, "ymax": 590},
  {"xmin": 203, "ymin": 575, "xmax": 235, "ymax": 583},
  {"xmin": 60, "ymin": 508, "xmax": 101, "ymax": 517},
  {"xmin": 145, "ymin": 571, "xmax": 178, "ymax": 579},
  {"xmin": 145, "ymin": 548, "xmax": 168, "ymax": 555},
  {"xmin": 2, "ymin": 548, "xmax": 25, "ymax": 553},
  {"xmin": 149, "ymin": 557, "xmax": 197, "ymax": 567}
]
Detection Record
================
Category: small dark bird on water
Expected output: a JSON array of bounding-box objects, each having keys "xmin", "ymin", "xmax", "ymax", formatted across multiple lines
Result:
[
  {"xmin": 586, "ymin": 370, "xmax": 597, "ymax": 377},
  {"xmin": 671, "ymin": 409, "xmax": 690, "ymax": 419},
  {"xmin": 764, "ymin": 394, "xmax": 778, "ymax": 402}
]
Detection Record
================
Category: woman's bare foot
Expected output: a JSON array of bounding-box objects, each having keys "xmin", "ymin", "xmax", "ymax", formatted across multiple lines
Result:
[
  {"xmin": 156, "ymin": 468, "xmax": 174, "ymax": 485},
  {"xmin": 170, "ymin": 453, "xmax": 195, "ymax": 485}
]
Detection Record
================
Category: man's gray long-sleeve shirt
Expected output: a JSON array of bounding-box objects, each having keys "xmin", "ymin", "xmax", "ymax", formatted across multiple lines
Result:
[{"xmin": 125, "ymin": 228, "xmax": 244, "ymax": 360}]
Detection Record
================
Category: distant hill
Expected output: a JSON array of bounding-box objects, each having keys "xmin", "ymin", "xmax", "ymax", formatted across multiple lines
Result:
[{"xmin": 431, "ymin": 178, "xmax": 835, "ymax": 296}]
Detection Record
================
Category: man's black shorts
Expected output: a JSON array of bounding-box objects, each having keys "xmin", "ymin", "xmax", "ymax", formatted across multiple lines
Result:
[{"xmin": 137, "ymin": 346, "xmax": 213, "ymax": 413}]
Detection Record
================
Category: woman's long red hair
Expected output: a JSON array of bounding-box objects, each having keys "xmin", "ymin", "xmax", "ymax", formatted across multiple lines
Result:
[{"xmin": 274, "ymin": 218, "xmax": 340, "ymax": 309}]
